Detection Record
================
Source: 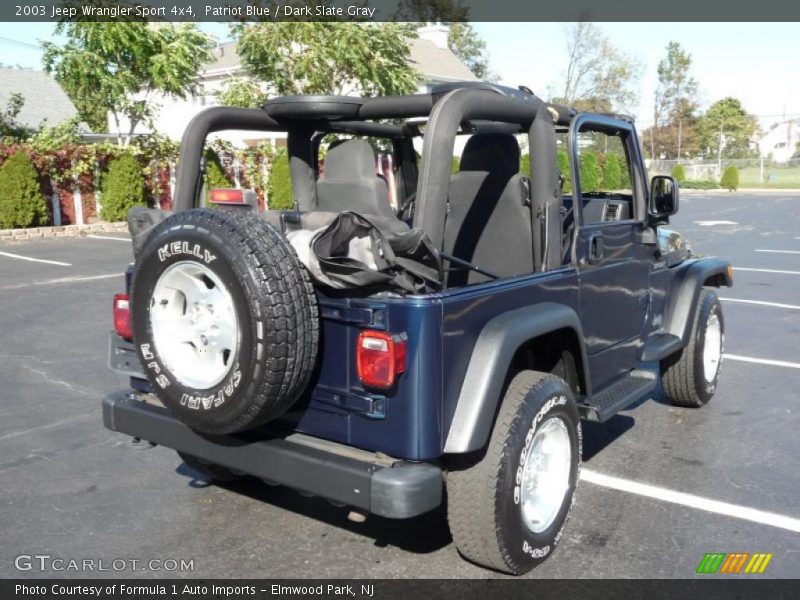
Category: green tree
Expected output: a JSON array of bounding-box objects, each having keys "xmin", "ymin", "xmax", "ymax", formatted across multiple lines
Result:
[
  {"xmin": 100, "ymin": 154, "xmax": 145, "ymax": 221},
  {"xmin": 650, "ymin": 42, "xmax": 699, "ymax": 159},
  {"xmin": 216, "ymin": 78, "xmax": 268, "ymax": 109},
  {"xmin": 554, "ymin": 22, "xmax": 642, "ymax": 113},
  {"xmin": 0, "ymin": 152, "xmax": 48, "ymax": 228},
  {"xmin": 56, "ymin": 78, "xmax": 109, "ymax": 133},
  {"xmin": 448, "ymin": 23, "xmax": 494, "ymax": 80},
  {"xmin": 604, "ymin": 154, "xmax": 623, "ymax": 189},
  {"xmin": 43, "ymin": 22, "xmax": 213, "ymax": 143},
  {"xmin": 267, "ymin": 148, "xmax": 294, "ymax": 211},
  {"xmin": 720, "ymin": 166, "xmax": 739, "ymax": 191},
  {"xmin": 579, "ymin": 151, "xmax": 602, "ymax": 192},
  {"xmin": 671, "ymin": 164, "xmax": 686, "ymax": 183},
  {"xmin": 697, "ymin": 98, "xmax": 758, "ymax": 159},
  {"xmin": 0, "ymin": 93, "xmax": 26, "ymax": 138},
  {"xmin": 227, "ymin": 22, "xmax": 419, "ymax": 99},
  {"xmin": 556, "ymin": 149, "xmax": 572, "ymax": 193}
]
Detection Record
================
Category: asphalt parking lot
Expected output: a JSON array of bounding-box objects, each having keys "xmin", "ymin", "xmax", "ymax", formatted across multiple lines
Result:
[{"xmin": 0, "ymin": 192, "xmax": 798, "ymax": 579}]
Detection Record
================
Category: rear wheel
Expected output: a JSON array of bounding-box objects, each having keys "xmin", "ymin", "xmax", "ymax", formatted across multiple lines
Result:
[
  {"xmin": 662, "ymin": 289, "xmax": 724, "ymax": 408},
  {"xmin": 446, "ymin": 371, "xmax": 581, "ymax": 575},
  {"xmin": 130, "ymin": 208, "xmax": 319, "ymax": 435}
]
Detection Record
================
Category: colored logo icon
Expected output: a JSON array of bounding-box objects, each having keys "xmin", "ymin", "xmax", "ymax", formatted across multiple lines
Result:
[{"xmin": 696, "ymin": 552, "xmax": 773, "ymax": 574}]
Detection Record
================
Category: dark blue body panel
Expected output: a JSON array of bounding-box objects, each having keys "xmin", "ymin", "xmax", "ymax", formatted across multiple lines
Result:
[{"xmin": 281, "ymin": 267, "xmax": 585, "ymax": 461}]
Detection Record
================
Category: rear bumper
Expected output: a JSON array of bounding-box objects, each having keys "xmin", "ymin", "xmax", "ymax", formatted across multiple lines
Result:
[{"xmin": 102, "ymin": 393, "xmax": 443, "ymax": 519}]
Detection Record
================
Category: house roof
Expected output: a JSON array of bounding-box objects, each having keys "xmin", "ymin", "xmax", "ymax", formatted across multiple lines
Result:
[
  {"xmin": 0, "ymin": 69, "xmax": 79, "ymax": 130},
  {"xmin": 408, "ymin": 37, "xmax": 478, "ymax": 82},
  {"xmin": 203, "ymin": 41, "xmax": 240, "ymax": 74},
  {"xmin": 202, "ymin": 37, "xmax": 479, "ymax": 83}
]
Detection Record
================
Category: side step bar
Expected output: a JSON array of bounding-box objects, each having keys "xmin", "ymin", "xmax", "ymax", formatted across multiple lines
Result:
[
  {"xmin": 102, "ymin": 393, "xmax": 442, "ymax": 519},
  {"xmin": 581, "ymin": 369, "xmax": 658, "ymax": 422}
]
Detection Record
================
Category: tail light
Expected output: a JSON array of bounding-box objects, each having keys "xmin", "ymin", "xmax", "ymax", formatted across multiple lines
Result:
[
  {"xmin": 356, "ymin": 330, "xmax": 406, "ymax": 390},
  {"xmin": 113, "ymin": 293, "xmax": 133, "ymax": 340},
  {"xmin": 209, "ymin": 188, "xmax": 245, "ymax": 204}
]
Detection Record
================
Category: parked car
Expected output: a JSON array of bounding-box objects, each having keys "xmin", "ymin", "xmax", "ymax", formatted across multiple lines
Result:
[{"xmin": 104, "ymin": 82, "xmax": 732, "ymax": 575}]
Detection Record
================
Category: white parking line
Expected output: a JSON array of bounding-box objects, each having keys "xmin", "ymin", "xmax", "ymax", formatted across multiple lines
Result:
[
  {"xmin": 86, "ymin": 234, "xmax": 131, "ymax": 242},
  {"xmin": 734, "ymin": 267, "xmax": 800, "ymax": 275},
  {"xmin": 694, "ymin": 220, "xmax": 739, "ymax": 226},
  {"xmin": 0, "ymin": 250, "xmax": 71, "ymax": 266},
  {"xmin": 720, "ymin": 297, "xmax": 800, "ymax": 310},
  {"xmin": 725, "ymin": 354, "xmax": 800, "ymax": 369},
  {"xmin": 0, "ymin": 273, "xmax": 120, "ymax": 290},
  {"xmin": 580, "ymin": 469, "xmax": 800, "ymax": 533},
  {"xmin": 755, "ymin": 249, "xmax": 800, "ymax": 255}
]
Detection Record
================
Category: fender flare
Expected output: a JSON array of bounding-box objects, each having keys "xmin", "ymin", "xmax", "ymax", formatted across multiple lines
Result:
[
  {"xmin": 664, "ymin": 257, "xmax": 732, "ymax": 345},
  {"xmin": 443, "ymin": 302, "xmax": 590, "ymax": 454}
]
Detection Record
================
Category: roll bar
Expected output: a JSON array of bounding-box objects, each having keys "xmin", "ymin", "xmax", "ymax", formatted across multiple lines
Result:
[
  {"xmin": 413, "ymin": 88, "xmax": 561, "ymax": 271},
  {"xmin": 172, "ymin": 107, "xmax": 284, "ymax": 213}
]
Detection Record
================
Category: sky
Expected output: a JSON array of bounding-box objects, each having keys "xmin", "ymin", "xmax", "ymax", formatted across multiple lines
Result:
[{"xmin": 2, "ymin": 21, "xmax": 799, "ymax": 131}]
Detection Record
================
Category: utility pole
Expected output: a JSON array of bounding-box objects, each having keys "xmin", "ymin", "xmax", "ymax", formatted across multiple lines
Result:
[{"xmin": 717, "ymin": 117, "xmax": 724, "ymax": 180}]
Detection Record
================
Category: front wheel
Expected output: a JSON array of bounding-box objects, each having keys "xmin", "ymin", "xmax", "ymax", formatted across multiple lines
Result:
[
  {"xmin": 661, "ymin": 289, "xmax": 724, "ymax": 408},
  {"xmin": 446, "ymin": 371, "xmax": 581, "ymax": 575}
]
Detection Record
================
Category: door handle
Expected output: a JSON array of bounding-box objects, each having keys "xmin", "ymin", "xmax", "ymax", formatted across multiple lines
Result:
[{"xmin": 588, "ymin": 232, "xmax": 605, "ymax": 263}]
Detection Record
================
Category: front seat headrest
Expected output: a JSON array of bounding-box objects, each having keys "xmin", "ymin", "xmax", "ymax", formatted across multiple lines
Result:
[
  {"xmin": 459, "ymin": 133, "xmax": 521, "ymax": 176},
  {"xmin": 322, "ymin": 139, "xmax": 378, "ymax": 182}
]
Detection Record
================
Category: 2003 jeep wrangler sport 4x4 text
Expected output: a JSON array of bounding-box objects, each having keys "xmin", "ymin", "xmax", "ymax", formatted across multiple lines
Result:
[{"xmin": 104, "ymin": 82, "xmax": 732, "ymax": 575}]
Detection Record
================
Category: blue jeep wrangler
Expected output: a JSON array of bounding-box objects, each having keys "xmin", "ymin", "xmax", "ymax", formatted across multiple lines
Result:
[{"xmin": 104, "ymin": 82, "xmax": 732, "ymax": 575}]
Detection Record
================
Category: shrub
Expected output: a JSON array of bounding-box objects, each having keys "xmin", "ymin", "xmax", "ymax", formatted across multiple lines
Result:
[
  {"xmin": 680, "ymin": 179, "xmax": 718, "ymax": 190},
  {"xmin": 671, "ymin": 164, "xmax": 686, "ymax": 183},
  {"xmin": 720, "ymin": 166, "xmax": 739, "ymax": 191},
  {"xmin": 556, "ymin": 150, "xmax": 572, "ymax": 193},
  {"xmin": 579, "ymin": 151, "xmax": 602, "ymax": 192},
  {"xmin": 267, "ymin": 148, "xmax": 294, "ymax": 210},
  {"xmin": 204, "ymin": 148, "xmax": 233, "ymax": 197},
  {"xmin": 0, "ymin": 151, "xmax": 48, "ymax": 228},
  {"xmin": 100, "ymin": 154, "xmax": 145, "ymax": 221},
  {"xmin": 603, "ymin": 154, "xmax": 622, "ymax": 190},
  {"xmin": 519, "ymin": 153, "xmax": 530, "ymax": 176}
]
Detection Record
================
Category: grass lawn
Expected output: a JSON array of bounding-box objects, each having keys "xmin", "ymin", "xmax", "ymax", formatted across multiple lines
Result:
[{"xmin": 738, "ymin": 165, "xmax": 800, "ymax": 187}]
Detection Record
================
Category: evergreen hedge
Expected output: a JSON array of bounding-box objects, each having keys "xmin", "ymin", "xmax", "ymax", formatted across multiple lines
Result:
[
  {"xmin": 0, "ymin": 151, "xmax": 48, "ymax": 228},
  {"xmin": 721, "ymin": 166, "xmax": 739, "ymax": 191},
  {"xmin": 603, "ymin": 154, "xmax": 622, "ymax": 190},
  {"xmin": 267, "ymin": 148, "xmax": 294, "ymax": 210},
  {"xmin": 556, "ymin": 150, "xmax": 572, "ymax": 193},
  {"xmin": 99, "ymin": 154, "xmax": 145, "ymax": 221},
  {"xmin": 204, "ymin": 148, "xmax": 233, "ymax": 202},
  {"xmin": 671, "ymin": 164, "xmax": 687, "ymax": 183},
  {"xmin": 579, "ymin": 151, "xmax": 602, "ymax": 192}
]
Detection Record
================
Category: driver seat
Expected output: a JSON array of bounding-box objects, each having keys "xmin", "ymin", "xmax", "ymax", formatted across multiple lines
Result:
[{"xmin": 443, "ymin": 133, "xmax": 534, "ymax": 286}]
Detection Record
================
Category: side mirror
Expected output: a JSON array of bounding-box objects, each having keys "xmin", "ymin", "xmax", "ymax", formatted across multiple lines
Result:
[{"xmin": 649, "ymin": 175, "xmax": 679, "ymax": 218}]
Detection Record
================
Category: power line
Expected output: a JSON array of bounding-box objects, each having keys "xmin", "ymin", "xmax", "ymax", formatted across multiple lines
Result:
[{"xmin": 0, "ymin": 36, "xmax": 43, "ymax": 50}]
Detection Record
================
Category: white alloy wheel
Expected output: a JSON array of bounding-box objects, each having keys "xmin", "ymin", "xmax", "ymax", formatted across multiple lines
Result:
[
  {"xmin": 519, "ymin": 417, "xmax": 572, "ymax": 534},
  {"xmin": 703, "ymin": 312, "xmax": 723, "ymax": 384},
  {"xmin": 149, "ymin": 261, "xmax": 239, "ymax": 390}
]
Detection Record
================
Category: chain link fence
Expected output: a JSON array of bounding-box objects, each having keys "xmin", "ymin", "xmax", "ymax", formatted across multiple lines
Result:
[{"xmin": 647, "ymin": 158, "xmax": 800, "ymax": 187}]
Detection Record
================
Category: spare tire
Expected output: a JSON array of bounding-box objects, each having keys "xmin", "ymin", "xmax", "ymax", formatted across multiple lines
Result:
[{"xmin": 130, "ymin": 208, "xmax": 319, "ymax": 435}]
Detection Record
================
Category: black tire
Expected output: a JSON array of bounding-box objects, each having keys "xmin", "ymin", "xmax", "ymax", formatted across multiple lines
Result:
[
  {"xmin": 131, "ymin": 208, "xmax": 319, "ymax": 435},
  {"xmin": 446, "ymin": 371, "xmax": 581, "ymax": 575},
  {"xmin": 178, "ymin": 452, "xmax": 241, "ymax": 483},
  {"xmin": 661, "ymin": 289, "xmax": 724, "ymax": 408}
]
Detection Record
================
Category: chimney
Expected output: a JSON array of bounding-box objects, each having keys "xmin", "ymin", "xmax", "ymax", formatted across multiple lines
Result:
[{"xmin": 417, "ymin": 23, "xmax": 449, "ymax": 49}]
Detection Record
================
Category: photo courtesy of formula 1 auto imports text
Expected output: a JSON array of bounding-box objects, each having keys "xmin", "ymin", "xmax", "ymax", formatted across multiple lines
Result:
[{"xmin": 0, "ymin": 0, "xmax": 798, "ymax": 598}]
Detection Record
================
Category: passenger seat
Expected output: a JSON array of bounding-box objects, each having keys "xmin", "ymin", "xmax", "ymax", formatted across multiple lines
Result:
[{"xmin": 443, "ymin": 133, "xmax": 534, "ymax": 286}]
